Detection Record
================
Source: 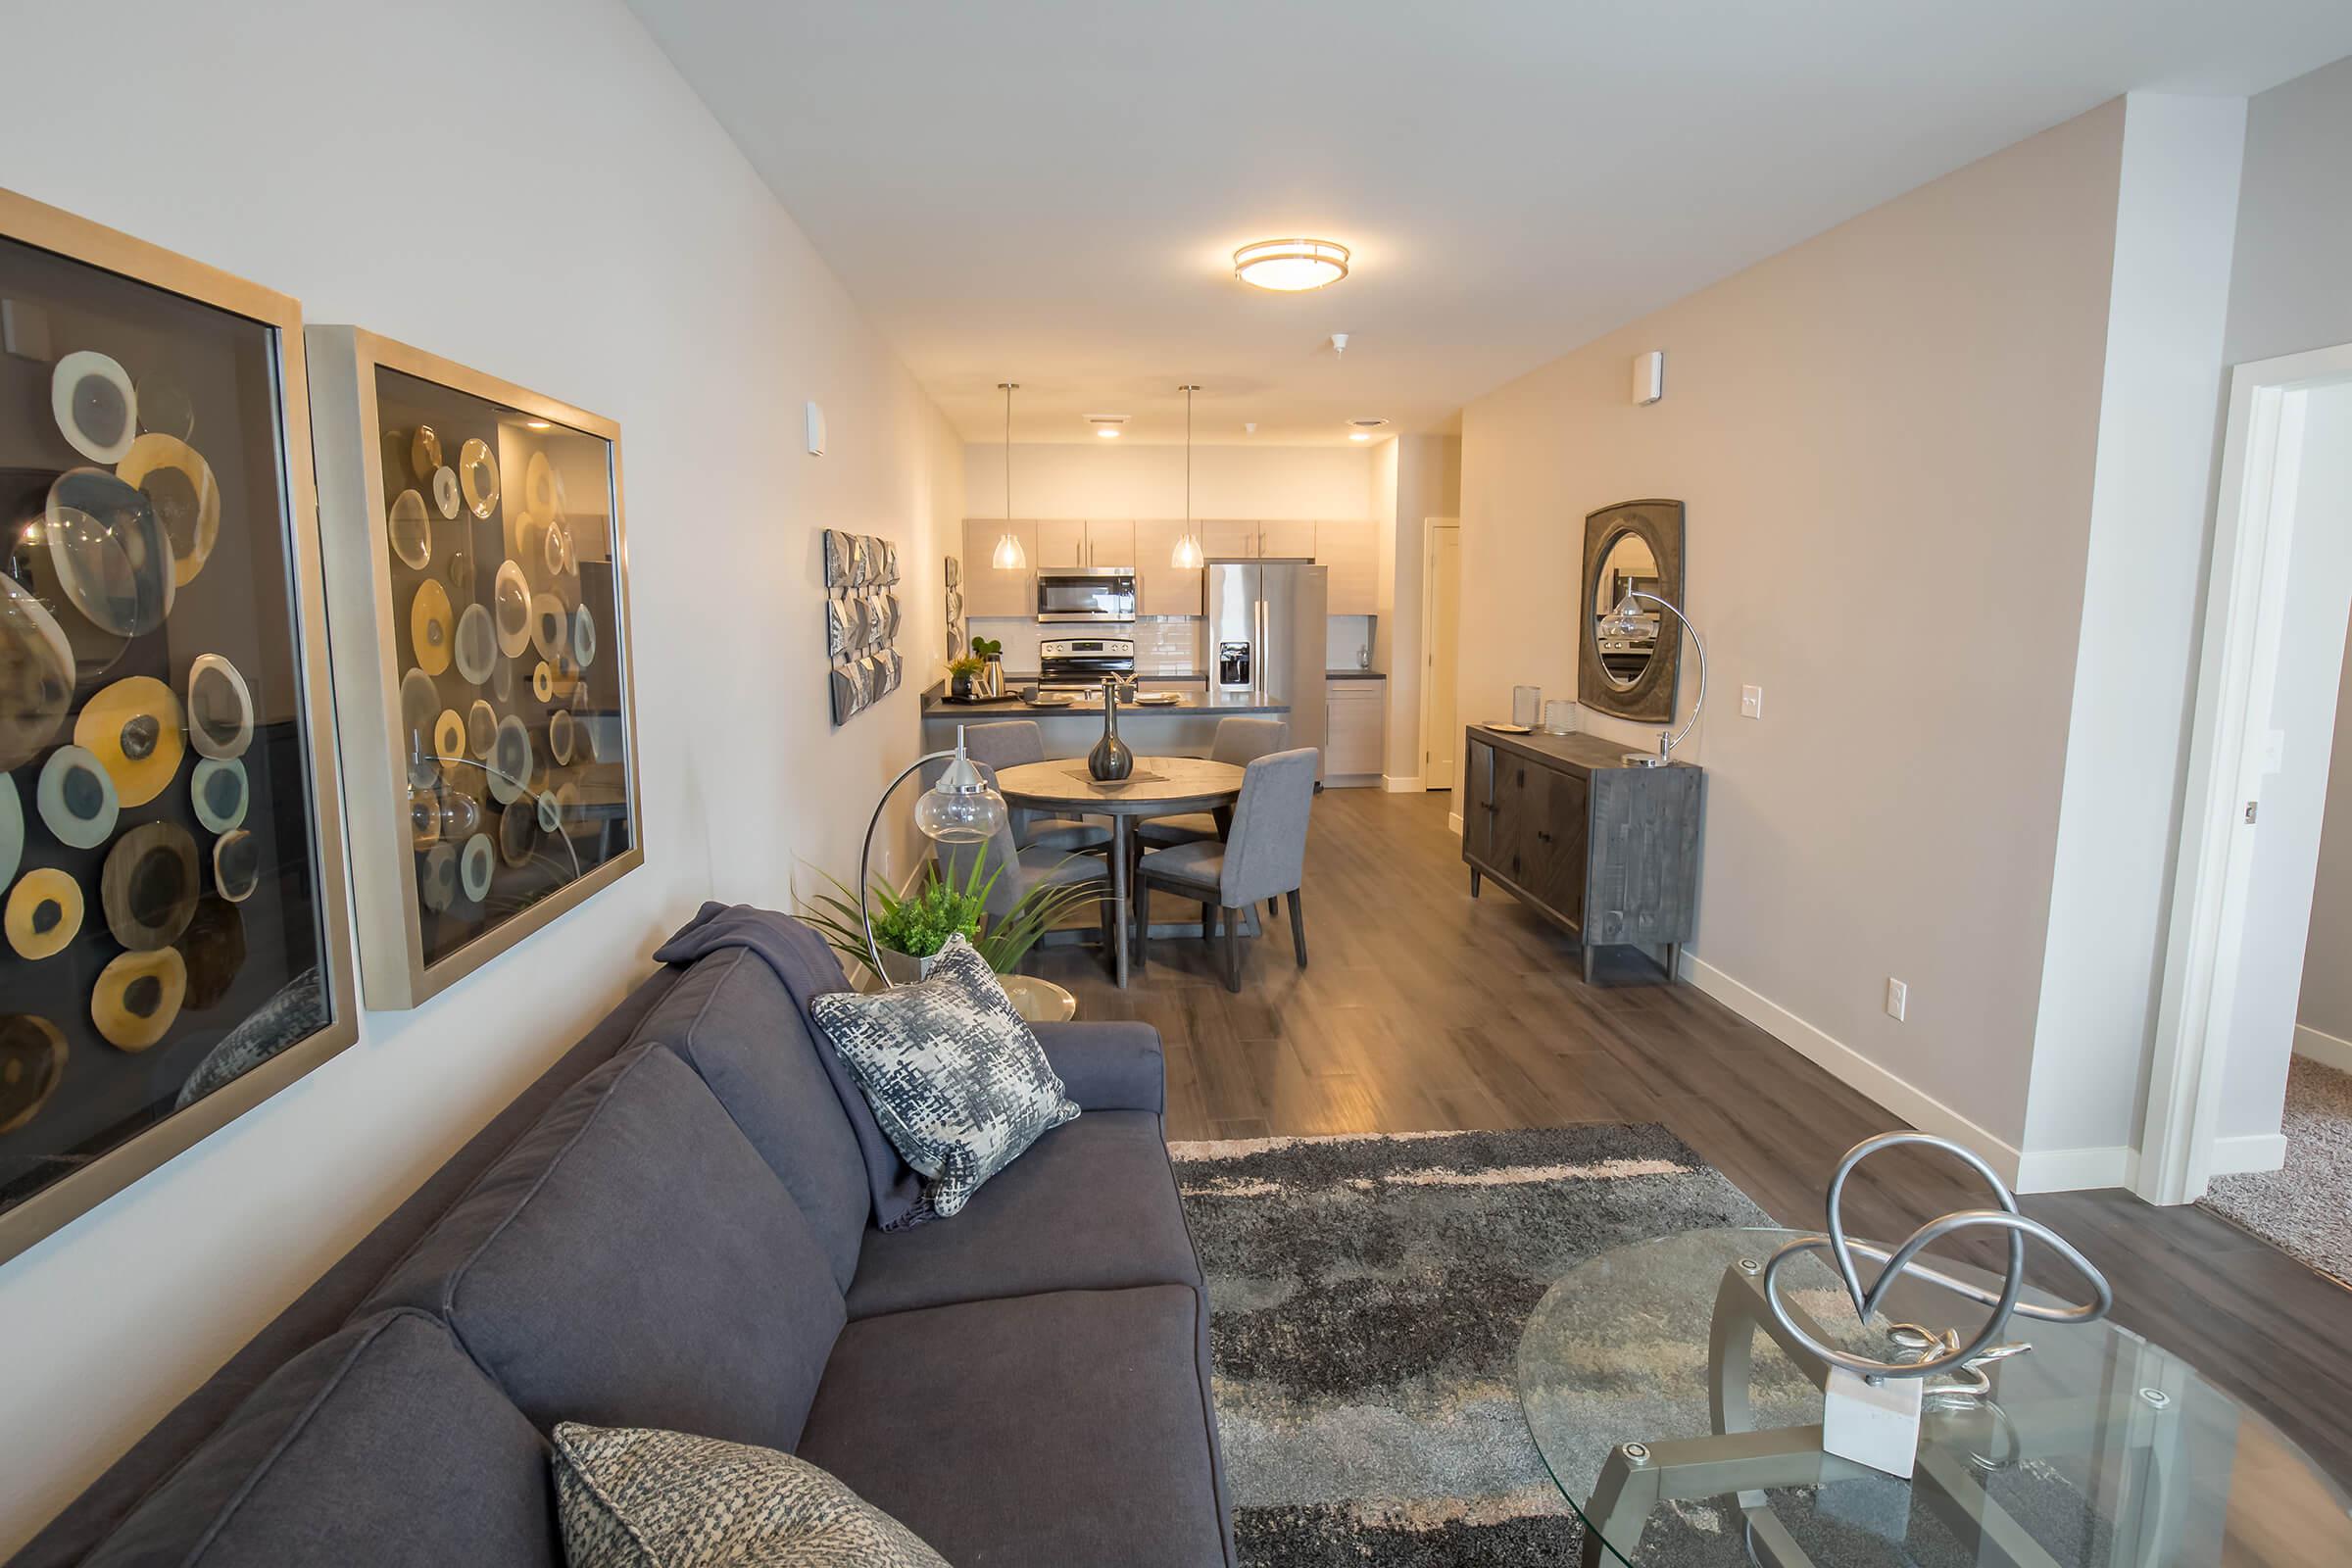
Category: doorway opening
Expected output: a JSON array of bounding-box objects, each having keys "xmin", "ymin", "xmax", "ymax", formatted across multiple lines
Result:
[
  {"xmin": 1420, "ymin": 518, "xmax": 1461, "ymax": 791},
  {"xmin": 2141, "ymin": 345, "xmax": 2352, "ymax": 1243}
]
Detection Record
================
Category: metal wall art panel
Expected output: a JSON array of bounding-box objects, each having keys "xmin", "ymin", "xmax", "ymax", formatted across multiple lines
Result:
[
  {"xmin": 0, "ymin": 186, "xmax": 358, "ymax": 1264},
  {"xmin": 823, "ymin": 527, "xmax": 903, "ymax": 725},
  {"xmin": 308, "ymin": 328, "xmax": 642, "ymax": 1009}
]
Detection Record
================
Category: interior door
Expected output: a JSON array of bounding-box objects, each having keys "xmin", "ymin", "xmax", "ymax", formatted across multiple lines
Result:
[{"xmin": 1425, "ymin": 522, "xmax": 1461, "ymax": 788}]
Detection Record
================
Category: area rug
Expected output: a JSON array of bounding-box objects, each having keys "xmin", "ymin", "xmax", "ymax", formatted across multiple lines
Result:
[
  {"xmin": 2201, "ymin": 1054, "xmax": 2352, "ymax": 1288},
  {"xmin": 1172, "ymin": 1125, "xmax": 1772, "ymax": 1566}
]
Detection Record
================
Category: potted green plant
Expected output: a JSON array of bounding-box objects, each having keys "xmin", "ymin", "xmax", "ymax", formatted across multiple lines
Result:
[
  {"xmin": 970, "ymin": 636, "xmax": 1004, "ymax": 699},
  {"xmin": 947, "ymin": 655, "xmax": 984, "ymax": 701},
  {"xmin": 801, "ymin": 853, "xmax": 1102, "ymax": 986}
]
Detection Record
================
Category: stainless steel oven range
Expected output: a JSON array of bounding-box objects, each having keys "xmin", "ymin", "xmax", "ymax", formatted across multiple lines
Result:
[{"xmin": 1039, "ymin": 637, "xmax": 1136, "ymax": 700}]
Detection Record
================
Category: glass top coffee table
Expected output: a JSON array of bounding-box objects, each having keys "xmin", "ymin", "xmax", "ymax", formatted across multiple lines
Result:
[{"xmin": 1517, "ymin": 1227, "xmax": 2352, "ymax": 1567}]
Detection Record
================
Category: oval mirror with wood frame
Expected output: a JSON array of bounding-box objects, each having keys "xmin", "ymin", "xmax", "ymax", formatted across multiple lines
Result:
[{"xmin": 1578, "ymin": 499, "xmax": 1686, "ymax": 723}]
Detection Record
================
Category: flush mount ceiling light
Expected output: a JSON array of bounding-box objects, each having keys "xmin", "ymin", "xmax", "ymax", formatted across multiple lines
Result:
[
  {"xmin": 1234, "ymin": 238, "xmax": 1349, "ymax": 292},
  {"xmin": 1087, "ymin": 415, "xmax": 1129, "ymax": 438}
]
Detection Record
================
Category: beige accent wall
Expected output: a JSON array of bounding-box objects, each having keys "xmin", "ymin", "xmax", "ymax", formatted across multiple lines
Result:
[
  {"xmin": 0, "ymin": 0, "xmax": 960, "ymax": 1552},
  {"xmin": 1454, "ymin": 103, "xmax": 2127, "ymax": 1153}
]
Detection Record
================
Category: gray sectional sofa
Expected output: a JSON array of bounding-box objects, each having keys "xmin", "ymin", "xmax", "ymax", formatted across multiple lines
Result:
[{"xmin": 15, "ymin": 907, "xmax": 1233, "ymax": 1568}]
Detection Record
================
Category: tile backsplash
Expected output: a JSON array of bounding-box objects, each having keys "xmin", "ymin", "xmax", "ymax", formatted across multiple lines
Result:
[{"xmin": 968, "ymin": 615, "xmax": 1371, "ymax": 675}]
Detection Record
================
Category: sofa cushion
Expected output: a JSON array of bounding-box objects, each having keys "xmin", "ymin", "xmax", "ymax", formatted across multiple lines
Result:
[
  {"xmin": 652, "ymin": 902, "xmax": 929, "ymax": 1230},
  {"xmin": 808, "ymin": 935, "xmax": 1077, "ymax": 1218},
  {"xmin": 1029, "ymin": 1019, "xmax": 1166, "ymax": 1113},
  {"xmin": 632, "ymin": 945, "xmax": 868, "ymax": 1289},
  {"xmin": 84, "ymin": 1311, "xmax": 559, "ymax": 1568},
  {"xmin": 553, "ymin": 1422, "xmax": 948, "ymax": 1568},
  {"xmin": 800, "ymin": 1286, "xmax": 1231, "ymax": 1567},
  {"xmin": 847, "ymin": 1111, "xmax": 1200, "ymax": 1318},
  {"xmin": 361, "ymin": 1043, "xmax": 845, "ymax": 1453}
]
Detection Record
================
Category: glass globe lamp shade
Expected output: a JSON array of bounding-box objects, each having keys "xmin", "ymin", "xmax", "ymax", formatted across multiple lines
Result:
[
  {"xmin": 1598, "ymin": 592, "xmax": 1648, "ymax": 639},
  {"xmin": 1171, "ymin": 530, "xmax": 1203, "ymax": 569},
  {"xmin": 991, "ymin": 530, "xmax": 1026, "ymax": 570},
  {"xmin": 914, "ymin": 758, "xmax": 1005, "ymax": 845}
]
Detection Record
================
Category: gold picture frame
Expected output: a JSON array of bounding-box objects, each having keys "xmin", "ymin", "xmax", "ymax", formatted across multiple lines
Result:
[
  {"xmin": 0, "ymin": 186, "xmax": 358, "ymax": 1265},
  {"xmin": 307, "ymin": 328, "xmax": 642, "ymax": 1009}
]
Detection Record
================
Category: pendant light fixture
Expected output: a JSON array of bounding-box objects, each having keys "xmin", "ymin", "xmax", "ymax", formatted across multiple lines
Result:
[
  {"xmin": 1171, "ymin": 384, "xmax": 1204, "ymax": 569},
  {"xmin": 991, "ymin": 382, "xmax": 1026, "ymax": 570}
]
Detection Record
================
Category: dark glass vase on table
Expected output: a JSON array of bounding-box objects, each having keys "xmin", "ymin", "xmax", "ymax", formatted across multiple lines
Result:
[{"xmin": 1088, "ymin": 677, "xmax": 1133, "ymax": 781}]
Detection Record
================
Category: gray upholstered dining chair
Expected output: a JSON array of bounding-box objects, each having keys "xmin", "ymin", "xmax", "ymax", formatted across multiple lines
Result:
[
  {"xmin": 1134, "ymin": 716, "xmax": 1290, "ymax": 853},
  {"xmin": 960, "ymin": 720, "xmax": 1111, "ymax": 855},
  {"xmin": 1132, "ymin": 747, "xmax": 1316, "ymax": 993},
  {"xmin": 940, "ymin": 762, "xmax": 1114, "ymax": 958}
]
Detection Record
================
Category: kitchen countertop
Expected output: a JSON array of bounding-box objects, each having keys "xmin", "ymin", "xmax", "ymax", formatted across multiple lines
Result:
[
  {"xmin": 921, "ymin": 683, "xmax": 1290, "ymax": 717},
  {"xmin": 1326, "ymin": 669, "xmax": 1386, "ymax": 680},
  {"xmin": 985, "ymin": 670, "xmax": 1384, "ymax": 683}
]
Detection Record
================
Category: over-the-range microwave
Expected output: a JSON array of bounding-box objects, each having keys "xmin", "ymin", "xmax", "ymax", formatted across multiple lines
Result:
[{"xmin": 1036, "ymin": 565, "xmax": 1136, "ymax": 623}]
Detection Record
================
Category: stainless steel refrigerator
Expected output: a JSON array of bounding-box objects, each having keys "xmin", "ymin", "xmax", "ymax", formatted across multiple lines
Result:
[{"xmin": 1206, "ymin": 560, "xmax": 1328, "ymax": 780}]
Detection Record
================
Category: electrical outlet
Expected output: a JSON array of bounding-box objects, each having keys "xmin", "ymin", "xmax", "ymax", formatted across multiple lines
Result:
[
  {"xmin": 1885, "ymin": 978, "xmax": 1908, "ymax": 1022},
  {"xmin": 1740, "ymin": 684, "xmax": 1764, "ymax": 719}
]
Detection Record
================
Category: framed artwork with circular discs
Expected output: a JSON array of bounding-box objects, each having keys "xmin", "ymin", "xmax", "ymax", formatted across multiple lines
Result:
[
  {"xmin": 0, "ymin": 186, "xmax": 358, "ymax": 1264},
  {"xmin": 307, "ymin": 328, "xmax": 640, "ymax": 1009}
]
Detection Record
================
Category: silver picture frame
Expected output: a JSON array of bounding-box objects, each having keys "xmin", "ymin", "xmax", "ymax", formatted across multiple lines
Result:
[
  {"xmin": 307, "ymin": 328, "xmax": 643, "ymax": 1009},
  {"xmin": 0, "ymin": 185, "xmax": 359, "ymax": 1266}
]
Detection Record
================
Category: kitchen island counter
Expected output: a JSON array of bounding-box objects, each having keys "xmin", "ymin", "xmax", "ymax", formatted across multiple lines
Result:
[{"xmin": 920, "ymin": 682, "xmax": 1291, "ymax": 760}]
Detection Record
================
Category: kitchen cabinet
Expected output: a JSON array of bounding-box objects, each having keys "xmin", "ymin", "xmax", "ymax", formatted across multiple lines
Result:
[
  {"xmin": 1200, "ymin": 519, "xmax": 1257, "ymax": 559},
  {"xmin": 1085, "ymin": 519, "xmax": 1135, "ymax": 567},
  {"xmin": 1461, "ymin": 726, "xmax": 1701, "ymax": 985},
  {"xmin": 1325, "ymin": 678, "xmax": 1385, "ymax": 783},
  {"xmin": 960, "ymin": 518, "xmax": 1037, "ymax": 618},
  {"xmin": 1036, "ymin": 518, "xmax": 1088, "ymax": 567},
  {"xmin": 1258, "ymin": 518, "xmax": 1316, "ymax": 558},
  {"xmin": 1134, "ymin": 519, "xmax": 1202, "ymax": 615},
  {"xmin": 1316, "ymin": 517, "xmax": 1377, "ymax": 614}
]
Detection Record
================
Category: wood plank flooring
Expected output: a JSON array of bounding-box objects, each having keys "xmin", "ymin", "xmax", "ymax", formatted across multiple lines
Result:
[{"xmin": 1025, "ymin": 785, "xmax": 2352, "ymax": 1490}]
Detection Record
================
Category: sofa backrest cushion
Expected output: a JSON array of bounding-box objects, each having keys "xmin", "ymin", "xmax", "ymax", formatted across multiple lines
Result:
[
  {"xmin": 633, "ymin": 946, "xmax": 867, "ymax": 1290},
  {"xmin": 360, "ymin": 1043, "xmax": 846, "ymax": 1453},
  {"xmin": 83, "ymin": 1311, "xmax": 560, "ymax": 1568}
]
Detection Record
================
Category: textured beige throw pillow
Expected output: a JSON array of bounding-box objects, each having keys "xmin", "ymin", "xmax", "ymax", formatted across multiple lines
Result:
[{"xmin": 553, "ymin": 1421, "xmax": 950, "ymax": 1567}]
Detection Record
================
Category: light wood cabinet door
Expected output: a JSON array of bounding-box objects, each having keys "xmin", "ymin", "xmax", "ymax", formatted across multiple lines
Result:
[
  {"xmin": 960, "ymin": 518, "xmax": 1036, "ymax": 618},
  {"xmin": 1317, "ymin": 518, "xmax": 1377, "ymax": 614},
  {"xmin": 1134, "ymin": 520, "xmax": 1202, "ymax": 615},
  {"xmin": 1200, "ymin": 519, "xmax": 1257, "ymax": 559},
  {"xmin": 1085, "ymin": 519, "xmax": 1135, "ymax": 567},
  {"xmin": 1325, "ymin": 683, "xmax": 1385, "ymax": 778},
  {"xmin": 1035, "ymin": 518, "xmax": 1088, "ymax": 567},
  {"xmin": 1258, "ymin": 518, "xmax": 1315, "ymax": 558}
]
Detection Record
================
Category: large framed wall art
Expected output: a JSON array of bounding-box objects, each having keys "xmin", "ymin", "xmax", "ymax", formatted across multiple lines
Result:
[
  {"xmin": 823, "ymin": 528, "xmax": 903, "ymax": 725},
  {"xmin": 0, "ymin": 187, "xmax": 357, "ymax": 1264},
  {"xmin": 308, "ymin": 330, "xmax": 640, "ymax": 1010}
]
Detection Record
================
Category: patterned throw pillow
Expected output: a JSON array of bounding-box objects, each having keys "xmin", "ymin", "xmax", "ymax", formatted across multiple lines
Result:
[
  {"xmin": 808, "ymin": 934, "xmax": 1078, "ymax": 1218},
  {"xmin": 553, "ymin": 1422, "xmax": 949, "ymax": 1567}
]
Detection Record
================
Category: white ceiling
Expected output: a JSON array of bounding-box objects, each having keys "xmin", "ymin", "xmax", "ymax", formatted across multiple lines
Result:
[{"xmin": 627, "ymin": 1, "xmax": 2352, "ymax": 446}]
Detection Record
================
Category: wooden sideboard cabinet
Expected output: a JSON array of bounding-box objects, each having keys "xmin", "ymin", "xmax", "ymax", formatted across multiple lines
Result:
[{"xmin": 1461, "ymin": 725, "xmax": 1702, "ymax": 984}]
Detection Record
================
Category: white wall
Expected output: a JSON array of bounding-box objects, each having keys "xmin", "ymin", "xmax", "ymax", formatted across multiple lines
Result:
[
  {"xmin": 963, "ymin": 440, "xmax": 1373, "ymax": 520},
  {"xmin": 2019, "ymin": 95, "xmax": 2246, "ymax": 1185},
  {"xmin": 2223, "ymin": 54, "xmax": 2352, "ymax": 366},
  {"xmin": 0, "ymin": 0, "xmax": 959, "ymax": 1552},
  {"xmin": 2221, "ymin": 385, "xmax": 2352, "ymax": 1130},
  {"xmin": 2299, "ymin": 626, "xmax": 2352, "ymax": 1054},
  {"xmin": 1453, "ymin": 103, "xmax": 2128, "ymax": 1165}
]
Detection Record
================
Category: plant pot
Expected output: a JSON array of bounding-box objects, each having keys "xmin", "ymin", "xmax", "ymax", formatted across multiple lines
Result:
[{"xmin": 873, "ymin": 946, "xmax": 945, "ymax": 987}]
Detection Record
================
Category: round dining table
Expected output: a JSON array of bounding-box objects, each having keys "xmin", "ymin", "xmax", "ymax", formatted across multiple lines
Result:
[{"xmin": 992, "ymin": 755, "xmax": 1246, "ymax": 988}]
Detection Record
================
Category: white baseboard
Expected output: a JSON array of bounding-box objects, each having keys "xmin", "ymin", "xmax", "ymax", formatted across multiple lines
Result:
[
  {"xmin": 2294, "ymin": 1022, "xmax": 2352, "ymax": 1075},
  {"xmin": 2013, "ymin": 1145, "xmax": 2137, "ymax": 1194},
  {"xmin": 2209, "ymin": 1131, "xmax": 2287, "ymax": 1177},
  {"xmin": 1382, "ymin": 773, "xmax": 1425, "ymax": 794},
  {"xmin": 1677, "ymin": 953, "xmax": 2031, "ymax": 1187},
  {"xmin": 1446, "ymin": 811, "xmax": 1462, "ymax": 836},
  {"xmin": 1323, "ymin": 774, "xmax": 1383, "ymax": 789}
]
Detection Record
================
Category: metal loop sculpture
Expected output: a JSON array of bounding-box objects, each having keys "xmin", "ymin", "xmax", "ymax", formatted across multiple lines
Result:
[{"xmin": 1762, "ymin": 1132, "xmax": 2114, "ymax": 1383}]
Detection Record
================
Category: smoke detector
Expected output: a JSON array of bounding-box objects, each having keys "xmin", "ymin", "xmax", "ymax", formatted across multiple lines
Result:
[{"xmin": 1330, "ymin": 332, "xmax": 1350, "ymax": 357}]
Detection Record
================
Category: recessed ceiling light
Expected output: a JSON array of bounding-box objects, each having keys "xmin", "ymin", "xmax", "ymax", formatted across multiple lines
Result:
[
  {"xmin": 1087, "ymin": 415, "xmax": 1128, "ymax": 438},
  {"xmin": 1349, "ymin": 431, "xmax": 1371, "ymax": 441},
  {"xmin": 1348, "ymin": 417, "xmax": 1387, "ymax": 441},
  {"xmin": 1234, "ymin": 238, "xmax": 1349, "ymax": 292},
  {"xmin": 522, "ymin": 418, "xmax": 552, "ymax": 430}
]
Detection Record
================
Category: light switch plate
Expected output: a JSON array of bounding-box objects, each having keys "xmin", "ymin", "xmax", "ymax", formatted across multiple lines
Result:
[
  {"xmin": 805, "ymin": 401, "xmax": 827, "ymax": 457},
  {"xmin": 1740, "ymin": 684, "xmax": 1763, "ymax": 719},
  {"xmin": 1886, "ymin": 978, "xmax": 1907, "ymax": 1021}
]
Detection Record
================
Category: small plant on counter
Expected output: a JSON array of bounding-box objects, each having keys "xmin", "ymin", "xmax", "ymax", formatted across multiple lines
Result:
[
  {"xmin": 970, "ymin": 636, "xmax": 1002, "ymax": 660},
  {"xmin": 947, "ymin": 655, "xmax": 984, "ymax": 698}
]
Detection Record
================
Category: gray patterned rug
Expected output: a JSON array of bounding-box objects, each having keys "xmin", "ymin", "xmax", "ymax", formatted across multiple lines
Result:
[{"xmin": 1173, "ymin": 1125, "xmax": 1771, "ymax": 1565}]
